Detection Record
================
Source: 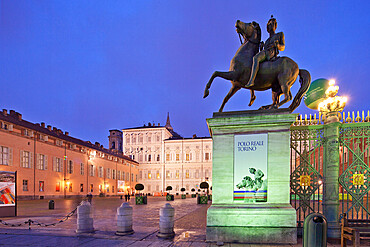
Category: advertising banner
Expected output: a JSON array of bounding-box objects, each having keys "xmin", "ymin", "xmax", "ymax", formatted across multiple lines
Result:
[
  {"xmin": 0, "ymin": 171, "xmax": 16, "ymax": 206},
  {"xmin": 234, "ymin": 133, "xmax": 268, "ymax": 202},
  {"xmin": 117, "ymin": 180, "xmax": 125, "ymax": 194}
]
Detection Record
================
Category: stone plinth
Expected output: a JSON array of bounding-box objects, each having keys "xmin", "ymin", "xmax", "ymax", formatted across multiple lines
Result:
[
  {"xmin": 157, "ymin": 203, "xmax": 175, "ymax": 239},
  {"xmin": 116, "ymin": 202, "xmax": 134, "ymax": 236},
  {"xmin": 206, "ymin": 109, "xmax": 297, "ymax": 244},
  {"xmin": 76, "ymin": 201, "xmax": 94, "ymax": 233}
]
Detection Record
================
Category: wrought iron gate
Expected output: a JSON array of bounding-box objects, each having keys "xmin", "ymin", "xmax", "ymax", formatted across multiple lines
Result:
[
  {"xmin": 339, "ymin": 122, "xmax": 370, "ymax": 220},
  {"xmin": 290, "ymin": 118, "xmax": 324, "ymax": 228},
  {"xmin": 290, "ymin": 112, "xmax": 370, "ymax": 228}
]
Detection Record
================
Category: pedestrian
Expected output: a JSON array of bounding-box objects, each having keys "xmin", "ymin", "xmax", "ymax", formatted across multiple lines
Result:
[
  {"xmin": 127, "ymin": 194, "xmax": 130, "ymax": 201},
  {"xmin": 124, "ymin": 194, "xmax": 128, "ymax": 201},
  {"xmin": 87, "ymin": 192, "xmax": 92, "ymax": 203}
]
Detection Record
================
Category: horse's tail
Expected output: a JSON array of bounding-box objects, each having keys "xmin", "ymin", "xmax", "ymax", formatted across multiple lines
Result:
[{"xmin": 288, "ymin": 69, "xmax": 311, "ymax": 112}]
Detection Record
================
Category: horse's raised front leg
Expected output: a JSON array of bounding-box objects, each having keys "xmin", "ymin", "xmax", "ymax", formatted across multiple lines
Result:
[
  {"xmin": 203, "ymin": 71, "xmax": 238, "ymax": 98},
  {"xmin": 219, "ymin": 86, "xmax": 240, "ymax": 112}
]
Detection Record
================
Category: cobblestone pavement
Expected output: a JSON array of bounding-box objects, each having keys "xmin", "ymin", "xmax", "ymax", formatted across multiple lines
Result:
[{"xmin": 0, "ymin": 196, "xmax": 365, "ymax": 246}]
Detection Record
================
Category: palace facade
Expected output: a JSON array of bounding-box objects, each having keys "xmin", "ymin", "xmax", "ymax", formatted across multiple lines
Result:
[
  {"xmin": 109, "ymin": 114, "xmax": 212, "ymax": 195},
  {"xmin": 0, "ymin": 109, "xmax": 139, "ymax": 199}
]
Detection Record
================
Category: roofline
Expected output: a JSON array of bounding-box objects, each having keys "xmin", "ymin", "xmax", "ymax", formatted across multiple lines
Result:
[
  {"xmin": 0, "ymin": 110, "xmax": 138, "ymax": 164},
  {"xmin": 164, "ymin": 136, "xmax": 211, "ymax": 141}
]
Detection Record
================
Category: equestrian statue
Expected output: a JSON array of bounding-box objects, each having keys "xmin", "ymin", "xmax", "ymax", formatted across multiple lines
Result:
[{"xmin": 203, "ymin": 16, "xmax": 311, "ymax": 112}]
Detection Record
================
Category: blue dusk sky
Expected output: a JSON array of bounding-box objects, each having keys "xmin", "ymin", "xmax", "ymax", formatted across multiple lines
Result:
[{"xmin": 1, "ymin": 1, "xmax": 369, "ymax": 146}]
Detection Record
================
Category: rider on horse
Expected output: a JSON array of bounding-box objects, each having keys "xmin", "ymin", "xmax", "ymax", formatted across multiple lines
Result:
[{"xmin": 246, "ymin": 15, "xmax": 285, "ymax": 87}]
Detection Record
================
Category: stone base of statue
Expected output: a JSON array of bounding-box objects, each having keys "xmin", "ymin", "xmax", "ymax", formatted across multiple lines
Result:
[{"xmin": 206, "ymin": 109, "xmax": 297, "ymax": 244}]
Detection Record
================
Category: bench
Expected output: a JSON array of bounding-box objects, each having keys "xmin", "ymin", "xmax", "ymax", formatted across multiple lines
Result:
[{"xmin": 341, "ymin": 213, "xmax": 370, "ymax": 247}]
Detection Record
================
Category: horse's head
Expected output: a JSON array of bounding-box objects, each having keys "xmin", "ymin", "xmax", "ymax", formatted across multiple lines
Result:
[{"xmin": 235, "ymin": 20, "xmax": 261, "ymax": 44}]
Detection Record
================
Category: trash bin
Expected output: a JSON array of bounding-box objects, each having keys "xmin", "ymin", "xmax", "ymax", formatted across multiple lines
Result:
[
  {"xmin": 48, "ymin": 200, "xmax": 55, "ymax": 210},
  {"xmin": 143, "ymin": 195, "xmax": 147, "ymax": 204},
  {"xmin": 303, "ymin": 213, "xmax": 327, "ymax": 247}
]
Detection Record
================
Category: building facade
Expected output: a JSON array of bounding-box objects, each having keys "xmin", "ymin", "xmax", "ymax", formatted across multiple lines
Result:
[
  {"xmin": 115, "ymin": 114, "xmax": 212, "ymax": 194},
  {"xmin": 0, "ymin": 109, "xmax": 139, "ymax": 199}
]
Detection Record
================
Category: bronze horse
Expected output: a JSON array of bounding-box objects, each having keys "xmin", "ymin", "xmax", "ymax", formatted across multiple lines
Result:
[{"xmin": 203, "ymin": 20, "xmax": 311, "ymax": 112}]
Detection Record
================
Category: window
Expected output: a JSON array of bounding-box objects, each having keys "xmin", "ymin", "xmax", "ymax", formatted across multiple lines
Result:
[
  {"xmin": 89, "ymin": 165, "xmax": 95, "ymax": 176},
  {"xmin": 148, "ymin": 171, "xmax": 151, "ymax": 179},
  {"xmin": 131, "ymin": 173, "xmax": 134, "ymax": 182},
  {"xmin": 166, "ymin": 153, "xmax": 170, "ymax": 161},
  {"xmin": 139, "ymin": 171, "xmax": 142, "ymax": 179},
  {"xmin": 24, "ymin": 129, "xmax": 33, "ymax": 137},
  {"xmin": 196, "ymin": 152, "xmax": 200, "ymax": 161},
  {"xmin": 138, "ymin": 154, "xmax": 143, "ymax": 162},
  {"xmin": 111, "ymin": 141, "xmax": 115, "ymax": 149},
  {"xmin": 67, "ymin": 160, "xmax": 73, "ymax": 174},
  {"xmin": 126, "ymin": 172, "xmax": 130, "ymax": 181},
  {"xmin": 148, "ymin": 154, "xmax": 151, "ymax": 162},
  {"xmin": 106, "ymin": 185, "xmax": 109, "ymax": 193},
  {"xmin": 112, "ymin": 169, "xmax": 116, "ymax": 179},
  {"xmin": 112, "ymin": 186, "xmax": 114, "ymax": 193},
  {"xmin": 157, "ymin": 155, "xmax": 160, "ymax": 161},
  {"xmin": 186, "ymin": 170, "xmax": 190, "ymax": 178},
  {"xmin": 166, "ymin": 170, "xmax": 170, "ymax": 179},
  {"xmin": 80, "ymin": 184, "xmax": 84, "ymax": 192},
  {"xmin": 53, "ymin": 157, "xmax": 62, "ymax": 172},
  {"xmin": 69, "ymin": 183, "xmax": 73, "ymax": 192},
  {"xmin": 132, "ymin": 135, "xmax": 136, "ymax": 144},
  {"xmin": 156, "ymin": 171, "xmax": 160, "ymax": 179},
  {"xmin": 21, "ymin": 151, "xmax": 32, "ymax": 168},
  {"xmin": 126, "ymin": 136, "xmax": 130, "ymax": 144},
  {"xmin": 118, "ymin": 171, "xmax": 121, "ymax": 180},
  {"xmin": 136, "ymin": 175, "xmax": 138, "ymax": 182},
  {"xmin": 56, "ymin": 182, "xmax": 60, "ymax": 192},
  {"xmin": 176, "ymin": 154, "xmax": 180, "ymax": 161},
  {"xmin": 80, "ymin": 163, "xmax": 84, "ymax": 175},
  {"xmin": 123, "ymin": 171, "xmax": 125, "ymax": 180},
  {"xmin": 205, "ymin": 153, "xmax": 210, "ymax": 160},
  {"xmin": 139, "ymin": 135, "xmax": 143, "ymax": 143},
  {"xmin": 205, "ymin": 169, "xmax": 209, "ymax": 178},
  {"xmin": 195, "ymin": 170, "xmax": 199, "ymax": 179},
  {"xmin": 37, "ymin": 154, "xmax": 47, "ymax": 170},
  {"xmin": 186, "ymin": 153, "xmax": 190, "ymax": 161},
  {"xmin": 1, "ymin": 122, "xmax": 13, "ymax": 131},
  {"xmin": 147, "ymin": 135, "xmax": 151, "ymax": 143},
  {"xmin": 98, "ymin": 167, "xmax": 103, "ymax": 178},
  {"xmin": 90, "ymin": 184, "xmax": 93, "ymax": 193},
  {"xmin": 99, "ymin": 184, "xmax": 102, "ymax": 193},
  {"xmin": 39, "ymin": 181, "xmax": 44, "ymax": 192},
  {"xmin": 0, "ymin": 146, "xmax": 11, "ymax": 166},
  {"xmin": 23, "ymin": 180, "xmax": 28, "ymax": 191},
  {"xmin": 107, "ymin": 168, "xmax": 111, "ymax": 179},
  {"xmin": 176, "ymin": 170, "xmax": 179, "ymax": 179}
]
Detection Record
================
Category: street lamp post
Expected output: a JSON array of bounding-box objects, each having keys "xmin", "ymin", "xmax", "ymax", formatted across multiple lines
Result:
[{"xmin": 318, "ymin": 79, "xmax": 347, "ymax": 238}]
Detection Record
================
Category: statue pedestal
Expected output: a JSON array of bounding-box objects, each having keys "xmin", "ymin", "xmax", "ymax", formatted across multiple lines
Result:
[{"xmin": 206, "ymin": 109, "xmax": 297, "ymax": 244}]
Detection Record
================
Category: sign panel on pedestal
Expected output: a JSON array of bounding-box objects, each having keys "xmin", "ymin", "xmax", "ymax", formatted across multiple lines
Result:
[{"xmin": 234, "ymin": 133, "xmax": 268, "ymax": 202}]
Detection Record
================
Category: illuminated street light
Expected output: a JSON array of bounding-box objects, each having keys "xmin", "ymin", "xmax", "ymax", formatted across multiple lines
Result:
[{"xmin": 318, "ymin": 79, "xmax": 347, "ymax": 113}]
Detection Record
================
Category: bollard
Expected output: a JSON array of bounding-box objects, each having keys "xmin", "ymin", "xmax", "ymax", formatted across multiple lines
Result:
[
  {"xmin": 76, "ymin": 201, "xmax": 94, "ymax": 233},
  {"xmin": 116, "ymin": 202, "xmax": 134, "ymax": 236},
  {"xmin": 303, "ymin": 213, "xmax": 327, "ymax": 247},
  {"xmin": 48, "ymin": 200, "xmax": 54, "ymax": 210},
  {"xmin": 157, "ymin": 203, "xmax": 175, "ymax": 239}
]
